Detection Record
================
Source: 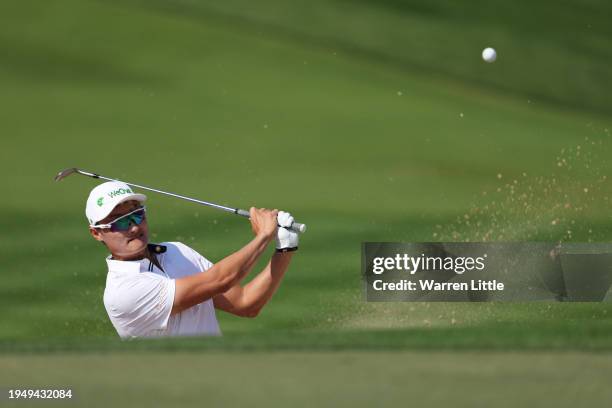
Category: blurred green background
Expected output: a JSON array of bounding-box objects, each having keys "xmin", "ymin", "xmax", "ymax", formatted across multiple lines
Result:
[{"xmin": 1, "ymin": 0, "xmax": 612, "ymax": 406}]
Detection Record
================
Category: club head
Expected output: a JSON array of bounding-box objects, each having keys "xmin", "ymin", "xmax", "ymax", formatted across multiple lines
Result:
[{"xmin": 54, "ymin": 167, "xmax": 79, "ymax": 182}]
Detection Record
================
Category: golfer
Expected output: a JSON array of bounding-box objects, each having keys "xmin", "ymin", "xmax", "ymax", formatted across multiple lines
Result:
[{"xmin": 85, "ymin": 181, "xmax": 298, "ymax": 338}]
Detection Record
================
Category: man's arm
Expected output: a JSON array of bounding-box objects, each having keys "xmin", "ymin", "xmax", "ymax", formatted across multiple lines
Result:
[
  {"xmin": 213, "ymin": 251, "xmax": 294, "ymax": 317},
  {"xmin": 171, "ymin": 208, "xmax": 278, "ymax": 315}
]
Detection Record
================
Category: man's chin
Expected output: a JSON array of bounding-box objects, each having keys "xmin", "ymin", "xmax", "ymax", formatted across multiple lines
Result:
[
  {"xmin": 129, "ymin": 236, "xmax": 148, "ymax": 250},
  {"xmin": 117, "ymin": 237, "xmax": 148, "ymax": 259}
]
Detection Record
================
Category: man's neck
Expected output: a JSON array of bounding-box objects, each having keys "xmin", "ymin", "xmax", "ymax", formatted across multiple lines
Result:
[{"xmin": 111, "ymin": 248, "xmax": 147, "ymax": 261}]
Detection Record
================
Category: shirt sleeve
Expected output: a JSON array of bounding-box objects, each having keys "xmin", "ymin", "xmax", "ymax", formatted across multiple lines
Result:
[
  {"xmin": 193, "ymin": 249, "xmax": 214, "ymax": 272},
  {"xmin": 105, "ymin": 273, "xmax": 176, "ymax": 338},
  {"xmin": 175, "ymin": 242, "xmax": 214, "ymax": 272}
]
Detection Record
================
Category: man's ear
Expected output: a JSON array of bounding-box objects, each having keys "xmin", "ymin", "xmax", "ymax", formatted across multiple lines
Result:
[{"xmin": 89, "ymin": 227, "xmax": 104, "ymax": 242}]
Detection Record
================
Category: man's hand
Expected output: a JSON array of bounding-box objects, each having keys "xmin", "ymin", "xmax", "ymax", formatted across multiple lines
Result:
[
  {"xmin": 249, "ymin": 207, "xmax": 279, "ymax": 240},
  {"xmin": 276, "ymin": 211, "xmax": 299, "ymax": 251}
]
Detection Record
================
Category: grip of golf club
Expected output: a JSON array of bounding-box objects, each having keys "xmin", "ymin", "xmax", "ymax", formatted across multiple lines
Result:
[
  {"xmin": 290, "ymin": 222, "xmax": 307, "ymax": 234},
  {"xmin": 236, "ymin": 209, "xmax": 251, "ymax": 217},
  {"xmin": 235, "ymin": 209, "xmax": 306, "ymax": 233}
]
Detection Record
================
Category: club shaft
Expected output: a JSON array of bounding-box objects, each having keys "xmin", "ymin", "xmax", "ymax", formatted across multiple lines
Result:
[
  {"xmin": 73, "ymin": 169, "xmax": 306, "ymax": 233},
  {"xmin": 81, "ymin": 171, "xmax": 238, "ymax": 214}
]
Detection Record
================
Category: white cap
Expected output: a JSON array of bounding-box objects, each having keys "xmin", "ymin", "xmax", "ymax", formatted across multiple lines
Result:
[{"xmin": 85, "ymin": 181, "xmax": 146, "ymax": 226}]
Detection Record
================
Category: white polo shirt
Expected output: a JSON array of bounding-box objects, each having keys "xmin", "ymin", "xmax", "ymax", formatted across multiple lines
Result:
[{"xmin": 103, "ymin": 242, "xmax": 221, "ymax": 338}]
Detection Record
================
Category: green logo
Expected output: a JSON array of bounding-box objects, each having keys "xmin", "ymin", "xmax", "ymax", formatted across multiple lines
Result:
[
  {"xmin": 108, "ymin": 188, "xmax": 133, "ymax": 199},
  {"xmin": 97, "ymin": 197, "xmax": 104, "ymax": 206}
]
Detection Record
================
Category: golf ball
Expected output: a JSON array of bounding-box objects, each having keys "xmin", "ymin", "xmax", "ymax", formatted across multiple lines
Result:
[{"xmin": 482, "ymin": 47, "xmax": 497, "ymax": 63}]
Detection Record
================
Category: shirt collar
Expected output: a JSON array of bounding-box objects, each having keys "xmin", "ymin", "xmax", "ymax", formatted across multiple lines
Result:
[{"xmin": 106, "ymin": 243, "xmax": 167, "ymax": 273}]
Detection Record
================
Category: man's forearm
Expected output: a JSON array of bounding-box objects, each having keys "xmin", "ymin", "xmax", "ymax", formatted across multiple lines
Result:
[
  {"xmin": 173, "ymin": 234, "xmax": 272, "ymax": 314},
  {"xmin": 219, "ymin": 234, "xmax": 272, "ymax": 284},
  {"xmin": 239, "ymin": 251, "xmax": 294, "ymax": 314}
]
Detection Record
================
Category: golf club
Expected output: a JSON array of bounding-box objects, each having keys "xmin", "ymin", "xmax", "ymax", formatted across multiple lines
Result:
[{"xmin": 54, "ymin": 168, "xmax": 306, "ymax": 233}]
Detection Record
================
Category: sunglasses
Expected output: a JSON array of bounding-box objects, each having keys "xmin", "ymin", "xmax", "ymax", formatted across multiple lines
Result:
[{"xmin": 94, "ymin": 207, "xmax": 146, "ymax": 232}]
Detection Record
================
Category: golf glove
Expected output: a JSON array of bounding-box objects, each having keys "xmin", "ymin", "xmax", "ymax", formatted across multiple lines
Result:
[{"xmin": 276, "ymin": 211, "xmax": 298, "ymax": 252}]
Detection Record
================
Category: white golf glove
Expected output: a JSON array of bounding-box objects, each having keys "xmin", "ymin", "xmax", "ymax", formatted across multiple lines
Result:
[{"xmin": 276, "ymin": 211, "xmax": 299, "ymax": 252}]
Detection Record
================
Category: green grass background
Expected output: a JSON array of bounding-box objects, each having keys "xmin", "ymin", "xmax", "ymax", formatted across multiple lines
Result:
[
  {"xmin": 1, "ymin": 0, "xmax": 612, "ymax": 405},
  {"xmin": 2, "ymin": 351, "xmax": 612, "ymax": 407}
]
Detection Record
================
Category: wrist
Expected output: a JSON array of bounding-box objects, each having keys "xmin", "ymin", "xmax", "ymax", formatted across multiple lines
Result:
[
  {"xmin": 275, "ymin": 247, "xmax": 298, "ymax": 253},
  {"xmin": 256, "ymin": 231, "xmax": 275, "ymax": 242}
]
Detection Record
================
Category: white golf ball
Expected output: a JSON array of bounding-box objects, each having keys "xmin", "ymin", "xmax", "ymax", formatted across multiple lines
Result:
[{"xmin": 482, "ymin": 47, "xmax": 497, "ymax": 63}]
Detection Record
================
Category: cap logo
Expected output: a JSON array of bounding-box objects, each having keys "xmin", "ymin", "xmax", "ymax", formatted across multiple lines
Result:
[
  {"xmin": 97, "ymin": 197, "xmax": 104, "ymax": 206},
  {"xmin": 108, "ymin": 187, "xmax": 133, "ymax": 199}
]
